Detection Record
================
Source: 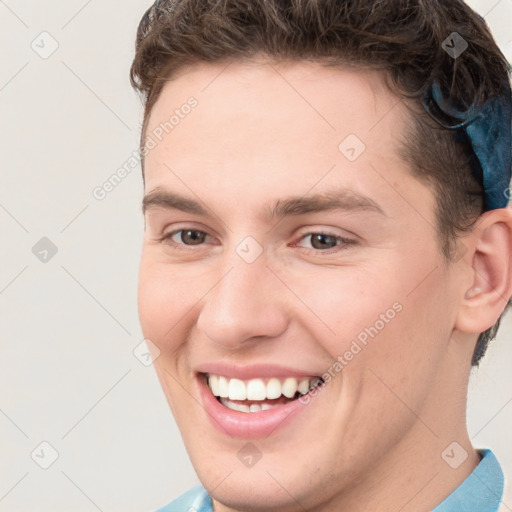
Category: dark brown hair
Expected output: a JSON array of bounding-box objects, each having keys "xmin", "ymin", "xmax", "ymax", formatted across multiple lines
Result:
[{"xmin": 130, "ymin": 0, "xmax": 511, "ymax": 365}]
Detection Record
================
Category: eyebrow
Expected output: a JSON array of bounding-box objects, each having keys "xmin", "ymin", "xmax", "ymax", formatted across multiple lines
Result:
[{"xmin": 142, "ymin": 187, "xmax": 385, "ymax": 219}]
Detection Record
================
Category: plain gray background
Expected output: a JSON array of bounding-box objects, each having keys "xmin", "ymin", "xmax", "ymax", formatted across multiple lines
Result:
[{"xmin": 0, "ymin": 1, "xmax": 511, "ymax": 511}]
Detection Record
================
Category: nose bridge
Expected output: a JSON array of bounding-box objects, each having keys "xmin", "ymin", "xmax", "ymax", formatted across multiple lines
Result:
[{"xmin": 197, "ymin": 250, "xmax": 287, "ymax": 347}]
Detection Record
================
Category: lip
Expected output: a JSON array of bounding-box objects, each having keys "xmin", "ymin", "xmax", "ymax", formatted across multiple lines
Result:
[
  {"xmin": 195, "ymin": 362, "xmax": 323, "ymax": 380},
  {"xmin": 196, "ymin": 368, "xmax": 325, "ymax": 438}
]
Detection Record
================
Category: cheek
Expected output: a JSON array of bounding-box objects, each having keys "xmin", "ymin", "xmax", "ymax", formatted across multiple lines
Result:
[
  {"xmin": 138, "ymin": 249, "xmax": 211, "ymax": 319},
  {"xmin": 138, "ymin": 265, "xmax": 170, "ymax": 342},
  {"xmin": 138, "ymin": 256, "xmax": 202, "ymax": 416},
  {"xmin": 137, "ymin": 255, "xmax": 195, "ymax": 348},
  {"xmin": 349, "ymin": 267, "xmax": 455, "ymax": 417},
  {"xmin": 290, "ymin": 259, "xmax": 453, "ymax": 394},
  {"xmin": 283, "ymin": 266, "xmax": 404, "ymax": 356}
]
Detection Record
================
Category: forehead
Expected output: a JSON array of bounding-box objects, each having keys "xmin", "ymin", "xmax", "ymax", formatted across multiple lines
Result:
[
  {"xmin": 145, "ymin": 59, "xmax": 408, "ymax": 150},
  {"xmin": 143, "ymin": 60, "xmax": 425, "ymax": 218}
]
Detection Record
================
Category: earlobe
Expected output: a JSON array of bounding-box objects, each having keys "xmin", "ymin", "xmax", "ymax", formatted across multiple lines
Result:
[{"xmin": 455, "ymin": 208, "xmax": 512, "ymax": 334}]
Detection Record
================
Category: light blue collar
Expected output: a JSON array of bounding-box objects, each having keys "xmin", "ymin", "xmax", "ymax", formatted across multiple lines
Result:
[
  {"xmin": 155, "ymin": 484, "xmax": 212, "ymax": 512},
  {"xmin": 433, "ymin": 449, "xmax": 504, "ymax": 512}
]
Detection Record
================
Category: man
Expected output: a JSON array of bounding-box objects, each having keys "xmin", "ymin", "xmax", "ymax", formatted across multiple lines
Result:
[{"xmin": 131, "ymin": 0, "xmax": 512, "ymax": 510}]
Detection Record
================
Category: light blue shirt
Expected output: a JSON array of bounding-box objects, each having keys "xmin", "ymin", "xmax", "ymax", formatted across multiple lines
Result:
[
  {"xmin": 434, "ymin": 449, "xmax": 504, "ymax": 512},
  {"xmin": 156, "ymin": 449, "xmax": 504, "ymax": 512}
]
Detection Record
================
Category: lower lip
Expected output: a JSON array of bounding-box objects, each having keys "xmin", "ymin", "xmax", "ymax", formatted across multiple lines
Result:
[{"xmin": 197, "ymin": 375, "xmax": 319, "ymax": 438}]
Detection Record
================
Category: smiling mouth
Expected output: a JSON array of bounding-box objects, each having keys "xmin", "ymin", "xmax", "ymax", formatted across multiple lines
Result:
[{"xmin": 204, "ymin": 373, "xmax": 325, "ymax": 413}]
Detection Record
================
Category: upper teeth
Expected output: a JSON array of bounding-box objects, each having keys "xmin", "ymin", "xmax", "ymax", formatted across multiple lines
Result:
[{"xmin": 207, "ymin": 374, "xmax": 319, "ymax": 401}]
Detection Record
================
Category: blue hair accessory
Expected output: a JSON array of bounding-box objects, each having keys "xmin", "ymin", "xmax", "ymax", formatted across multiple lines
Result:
[{"xmin": 422, "ymin": 80, "xmax": 511, "ymax": 211}]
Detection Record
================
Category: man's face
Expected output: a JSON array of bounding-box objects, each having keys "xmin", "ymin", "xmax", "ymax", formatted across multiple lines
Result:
[{"xmin": 138, "ymin": 61, "xmax": 462, "ymax": 510}]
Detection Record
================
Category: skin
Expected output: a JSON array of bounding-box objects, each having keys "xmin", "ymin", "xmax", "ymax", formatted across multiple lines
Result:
[{"xmin": 137, "ymin": 59, "xmax": 512, "ymax": 512}]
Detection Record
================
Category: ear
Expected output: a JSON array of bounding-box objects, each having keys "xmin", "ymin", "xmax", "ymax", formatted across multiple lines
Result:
[{"xmin": 455, "ymin": 207, "xmax": 512, "ymax": 334}]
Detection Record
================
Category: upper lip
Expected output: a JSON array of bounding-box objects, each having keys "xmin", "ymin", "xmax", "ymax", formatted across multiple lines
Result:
[{"xmin": 195, "ymin": 362, "xmax": 322, "ymax": 380}]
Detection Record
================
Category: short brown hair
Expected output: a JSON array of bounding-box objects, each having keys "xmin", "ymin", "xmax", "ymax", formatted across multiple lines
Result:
[{"xmin": 130, "ymin": 0, "xmax": 511, "ymax": 365}]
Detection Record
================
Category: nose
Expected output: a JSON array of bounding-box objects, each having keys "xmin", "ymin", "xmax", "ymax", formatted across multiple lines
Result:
[{"xmin": 196, "ymin": 256, "xmax": 289, "ymax": 349}]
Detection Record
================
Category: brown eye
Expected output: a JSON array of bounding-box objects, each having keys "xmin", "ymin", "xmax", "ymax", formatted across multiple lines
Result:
[
  {"xmin": 177, "ymin": 229, "xmax": 207, "ymax": 245},
  {"xmin": 294, "ymin": 231, "xmax": 356, "ymax": 254},
  {"xmin": 308, "ymin": 233, "xmax": 340, "ymax": 250}
]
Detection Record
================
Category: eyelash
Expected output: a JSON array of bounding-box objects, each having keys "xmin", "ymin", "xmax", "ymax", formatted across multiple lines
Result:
[{"xmin": 156, "ymin": 228, "xmax": 355, "ymax": 254}]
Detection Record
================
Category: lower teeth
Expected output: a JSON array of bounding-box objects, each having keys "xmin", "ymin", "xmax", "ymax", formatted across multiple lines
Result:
[{"xmin": 219, "ymin": 397, "xmax": 292, "ymax": 413}]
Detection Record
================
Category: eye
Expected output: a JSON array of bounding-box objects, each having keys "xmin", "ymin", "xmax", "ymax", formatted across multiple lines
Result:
[
  {"xmin": 159, "ymin": 229, "xmax": 212, "ymax": 247},
  {"xmin": 295, "ymin": 232, "xmax": 355, "ymax": 252}
]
